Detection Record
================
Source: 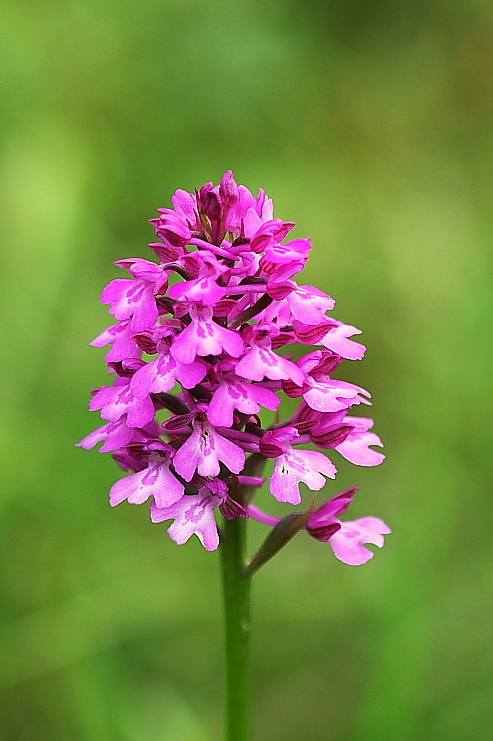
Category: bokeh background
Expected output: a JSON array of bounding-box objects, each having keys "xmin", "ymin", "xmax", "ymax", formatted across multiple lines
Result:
[{"xmin": 1, "ymin": 0, "xmax": 493, "ymax": 739}]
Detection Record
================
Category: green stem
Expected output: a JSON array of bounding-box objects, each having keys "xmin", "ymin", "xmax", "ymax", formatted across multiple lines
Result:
[{"xmin": 220, "ymin": 515, "xmax": 252, "ymax": 741}]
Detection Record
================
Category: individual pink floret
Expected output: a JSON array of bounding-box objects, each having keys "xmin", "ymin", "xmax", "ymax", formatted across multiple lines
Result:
[
  {"xmin": 130, "ymin": 343, "xmax": 207, "ymax": 399},
  {"xmin": 320, "ymin": 321, "xmax": 366, "ymax": 361},
  {"xmin": 208, "ymin": 375, "xmax": 280, "ymax": 428},
  {"xmin": 235, "ymin": 329, "xmax": 305, "ymax": 386},
  {"xmin": 328, "ymin": 517, "xmax": 391, "ymax": 565},
  {"xmin": 150, "ymin": 479, "xmax": 229, "ymax": 551},
  {"xmin": 270, "ymin": 448, "xmax": 337, "ymax": 504},
  {"xmin": 89, "ymin": 380, "xmax": 155, "ymax": 428},
  {"xmin": 172, "ymin": 418, "xmax": 246, "ymax": 482},
  {"xmin": 303, "ymin": 378, "xmax": 371, "ymax": 413},
  {"xmin": 170, "ymin": 305, "xmax": 244, "ymax": 364},
  {"xmin": 110, "ymin": 449, "xmax": 185, "ymax": 509},
  {"xmin": 335, "ymin": 416, "xmax": 385, "ymax": 467}
]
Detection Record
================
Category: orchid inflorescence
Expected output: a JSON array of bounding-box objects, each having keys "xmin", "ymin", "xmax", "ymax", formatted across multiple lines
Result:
[{"xmin": 79, "ymin": 171, "xmax": 390, "ymax": 566}]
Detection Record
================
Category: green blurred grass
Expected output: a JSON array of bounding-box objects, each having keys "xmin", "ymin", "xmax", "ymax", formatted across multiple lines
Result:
[{"xmin": 1, "ymin": 0, "xmax": 493, "ymax": 739}]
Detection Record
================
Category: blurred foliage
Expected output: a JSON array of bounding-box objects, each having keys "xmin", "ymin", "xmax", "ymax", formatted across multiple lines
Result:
[{"xmin": 1, "ymin": 0, "xmax": 493, "ymax": 739}]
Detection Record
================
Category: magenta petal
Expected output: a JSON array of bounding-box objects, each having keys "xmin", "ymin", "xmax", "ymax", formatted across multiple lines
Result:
[
  {"xmin": 175, "ymin": 358, "xmax": 208, "ymax": 389},
  {"xmin": 329, "ymin": 517, "xmax": 391, "ymax": 565},
  {"xmin": 151, "ymin": 482, "xmax": 227, "ymax": 551},
  {"xmin": 77, "ymin": 423, "xmax": 112, "ymax": 450},
  {"xmin": 101, "ymin": 279, "xmax": 158, "ymax": 332},
  {"xmin": 109, "ymin": 453, "xmax": 184, "ymax": 508},
  {"xmin": 303, "ymin": 379, "xmax": 371, "ymax": 413},
  {"xmin": 306, "ymin": 489, "xmax": 358, "ymax": 533},
  {"xmin": 207, "ymin": 382, "xmax": 239, "ymax": 427},
  {"xmin": 270, "ymin": 448, "xmax": 337, "ymax": 504},
  {"xmin": 128, "ymin": 284, "xmax": 159, "ymax": 332},
  {"xmin": 100, "ymin": 278, "xmax": 134, "ymax": 307},
  {"xmin": 287, "ymin": 285, "xmax": 335, "ymax": 324},
  {"xmin": 172, "ymin": 421, "xmax": 245, "ymax": 481},
  {"xmin": 235, "ymin": 344, "xmax": 304, "ymax": 385},
  {"xmin": 77, "ymin": 419, "xmax": 135, "ymax": 452},
  {"xmin": 131, "ymin": 349, "xmax": 207, "ymax": 400},
  {"xmin": 90, "ymin": 383, "xmax": 155, "ymax": 428},
  {"xmin": 171, "ymin": 189, "xmax": 198, "ymax": 221},
  {"xmin": 130, "ymin": 356, "xmax": 173, "ymax": 399},
  {"xmin": 171, "ymin": 306, "xmax": 243, "ymax": 364},
  {"xmin": 208, "ymin": 380, "xmax": 280, "ymax": 427},
  {"xmin": 336, "ymin": 416, "xmax": 385, "ymax": 466},
  {"xmin": 90, "ymin": 320, "xmax": 138, "ymax": 363},
  {"xmin": 168, "ymin": 502, "xmax": 220, "ymax": 550},
  {"xmin": 171, "ymin": 433, "xmax": 204, "ymax": 481},
  {"xmin": 321, "ymin": 322, "xmax": 366, "ymax": 360},
  {"xmin": 169, "ymin": 277, "xmax": 226, "ymax": 306},
  {"xmin": 337, "ymin": 431, "xmax": 385, "ymax": 466}
]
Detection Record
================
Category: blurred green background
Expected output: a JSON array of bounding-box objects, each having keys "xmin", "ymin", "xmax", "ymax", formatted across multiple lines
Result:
[{"xmin": 1, "ymin": 0, "xmax": 493, "ymax": 739}]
